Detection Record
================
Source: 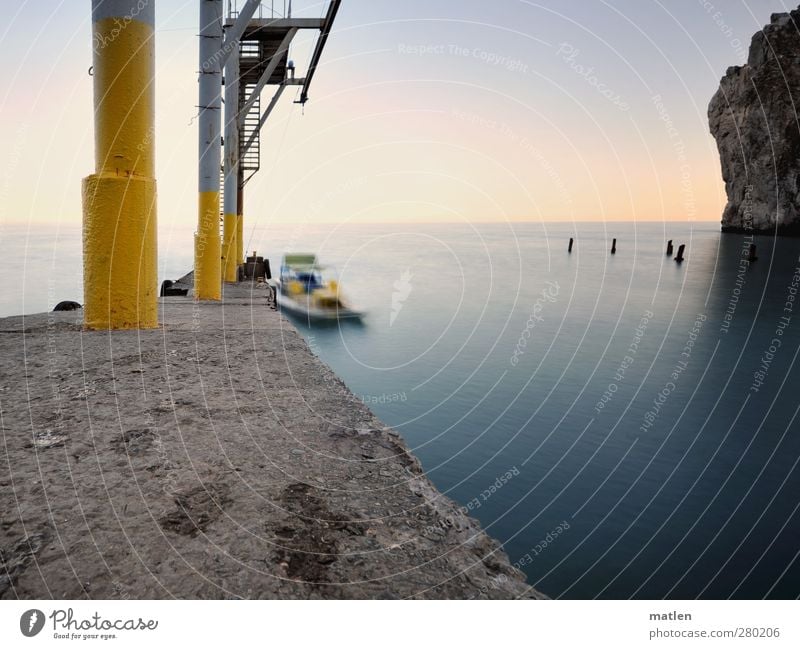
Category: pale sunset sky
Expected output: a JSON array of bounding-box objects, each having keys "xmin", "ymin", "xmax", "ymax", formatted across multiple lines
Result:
[{"xmin": 0, "ymin": 0, "xmax": 794, "ymax": 227}]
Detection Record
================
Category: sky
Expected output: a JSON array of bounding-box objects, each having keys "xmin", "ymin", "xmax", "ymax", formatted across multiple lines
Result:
[{"xmin": 0, "ymin": 0, "xmax": 796, "ymax": 229}]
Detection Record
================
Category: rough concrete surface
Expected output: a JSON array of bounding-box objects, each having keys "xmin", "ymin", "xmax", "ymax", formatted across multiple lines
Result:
[{"xmin": 0, "ymin": 283, "xmax": 542, "ymax": 599}]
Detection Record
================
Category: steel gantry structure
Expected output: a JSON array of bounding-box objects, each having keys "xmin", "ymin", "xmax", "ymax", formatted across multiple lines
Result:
[{"xmin": 196, "ymin": 0, "xmax": 341, "ymax": 298}]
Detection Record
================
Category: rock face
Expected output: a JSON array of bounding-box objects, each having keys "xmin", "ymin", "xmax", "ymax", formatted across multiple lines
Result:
[{"xmin": 708, "ymin": 9, "xmax": 800, "ymax": 235}]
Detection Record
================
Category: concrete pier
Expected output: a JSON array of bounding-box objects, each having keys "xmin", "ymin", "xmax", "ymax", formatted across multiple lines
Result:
[{"xmin": 0, "ymin": 284, "xmax": 539, "ymax": 599}]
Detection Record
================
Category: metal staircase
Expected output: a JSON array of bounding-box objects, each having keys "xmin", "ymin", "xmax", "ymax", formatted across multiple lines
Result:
[
  {"xmin": 218, "ymin": 165, "xmax": 226, "ymax": 236},
  {"xmin": 239, "ymin": 81, "xmax": 261, "ymax": 181},
  {"xmin": 220, "ymin": 82, "xmax": 261, "ymax": 236},
  {"xmin": 218, "ymin": 1, "xmax": 341, "ymax": 236}
]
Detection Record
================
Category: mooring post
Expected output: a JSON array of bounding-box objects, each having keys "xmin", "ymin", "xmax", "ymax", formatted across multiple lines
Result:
[
  {"xmin": 611, "ymin": 238, "xmax": 617, "ymax": 254},
  {"xmin": 568, "ymin": 237, "xmax": 574, "ymax": 253},
  {"xmin": 675, "ymin": 244, "xmax": 685, "ymax": 263},
  {"xmin": 748, "ymin": 244, "xmax": 758, "ymax": 262},
  {"xmin": 82, "ymin": 0, "xmax": 157, "ymax": 329},
  {"xmin": 196, "ymin": 0, "xmax": 224, "ymax": 300},
  {"xmin": 222, "ymin": 26, "xmax": 240, "ymax": 283},
  {"xmin": 666, "ymin": 240, "xmax": 673, "ymax": 256}
]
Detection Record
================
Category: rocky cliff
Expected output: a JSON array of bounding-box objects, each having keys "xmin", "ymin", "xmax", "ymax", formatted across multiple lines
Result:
[{"xmin": 708, "ymin": 8, "xmax": 800, "ymax": 235}]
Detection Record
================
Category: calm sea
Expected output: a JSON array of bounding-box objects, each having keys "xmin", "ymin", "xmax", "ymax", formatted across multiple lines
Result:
[{"xmin": 3, "ymin": 220, "xmax": 799, "ymax": 599}]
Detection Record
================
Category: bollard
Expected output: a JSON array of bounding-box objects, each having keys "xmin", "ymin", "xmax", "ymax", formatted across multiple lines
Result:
[
  {"xmin": 666, "ymin": 240, "xmax": 673, "ymax": 256},
  {"xmin": 611, "ymin": 238, "xmax": 617, "ymax": 255},
  {"xmin": 674, "ymin": 244, "xmax": 685, "ymax": 263},
  {"xmin": 53, "ymin": 301, "xmax": 82, "ymax": 312},
  {"xmin": 568, "ymin": 237, "xmax": 574, "ymax": 253},
  {"xmin": 748, "ymin": 244, "xmax": 758, "ymax": 262}
]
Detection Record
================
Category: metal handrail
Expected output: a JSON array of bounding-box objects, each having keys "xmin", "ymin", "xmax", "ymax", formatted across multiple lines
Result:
[{"xmin": 228, "ymin": 1, "xmax": 291, "ymax": 19}]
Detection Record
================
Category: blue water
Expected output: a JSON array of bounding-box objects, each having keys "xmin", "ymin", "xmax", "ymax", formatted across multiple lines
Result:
[
  {"xmin": 264, "ymin": 220, "xmax": 800, "ymax": 600},
  {"xmin": 3, "ymin": 220, "xmax": 799, "ymax": 598}
]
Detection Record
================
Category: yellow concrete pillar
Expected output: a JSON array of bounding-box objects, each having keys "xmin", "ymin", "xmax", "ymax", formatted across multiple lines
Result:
[
  {"xmin": 83, "ymin": 0, "xmax": 157, "ymax": 329},
  {"xmin": 236, "ymin": 213, "xmax": 244, "ymax": 266},
  {"xmin": 222, "ymin": 37, "xmax": 240, "ymax": 283},
  {"xmin": 195, "ymin": 191, "xmax": 221, "ymax": 298},
  {"xmin": 222, "ymin": 213, "xmax": 237, "ymax": 282},
  {"xmin": 196, "ymin": 0, "xmax": 223, "ymax": 300}
]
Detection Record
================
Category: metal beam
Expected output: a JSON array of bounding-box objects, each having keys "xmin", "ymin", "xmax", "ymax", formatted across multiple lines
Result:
[
  {"xmin": 238, "ymin": 27, "xmax": 296, "ymax": 127},
  {"xmin": 219, "ymin": 0, "xmax": 260, "ymax": 66},
  {"xmin": 241, "ymin": 84, "xmax": 286, "ymax": 156},
  {"xmin": 225, "ymin": 17, "xmax": 324, "ymax": 30},
  {"xmin": 299, "ymin": 0, "xmax": 341, "ymax": 104}
]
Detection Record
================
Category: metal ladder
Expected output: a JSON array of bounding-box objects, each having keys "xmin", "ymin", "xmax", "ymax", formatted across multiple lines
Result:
[
  {"xmin": 239, "ymin": 80, "xmax": 261, "ymax": 182},
  {"xmin": 219, "ymin": 83, "xmax": 261, "ymax": 237},
  {"xmin": 218, "ymin": 165, "xmax": 226, "ymax": 237}
]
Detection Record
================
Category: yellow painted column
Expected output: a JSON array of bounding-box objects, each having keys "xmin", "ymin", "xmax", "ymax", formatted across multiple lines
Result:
[
  {"xmin": 82, "ymin": 0, "xmax": 157, "ymax": 330},
  {"xmin": 222, "ymin": 37, "xmax": 239, "ymax": 284},
  {"xmin": 196, "ymin": 0, "xmax": 223, "ymax": 300},
  {"xmin": 195, "ymin": 190, "xmax": 221, "ymax": 297},
  {"xmin": 222, "ymin": 213, "xmax": 237, "ymax": 282},
  {"xmin": 236, "ymin": 213, "xmax": 244, "ymax": 266}
]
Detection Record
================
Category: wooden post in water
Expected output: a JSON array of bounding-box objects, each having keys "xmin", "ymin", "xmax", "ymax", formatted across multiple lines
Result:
[
  {"xmin": 611, "ymin": 238, "xmax": 617, "ymax": 255},
  {"xmin": 748, "ymin": 244, "xmax": 758, "ymax": 262},
  {"xmin": 568, "ymin": 237, "xmax": 574, "ymax": 253},
  {"xmin": 674, "ymin": 244, "xmax": 685, "ymax": 263},
  {"xmin": 666, "ymin": 240, "xmax": 673, "ymax": 256}
]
